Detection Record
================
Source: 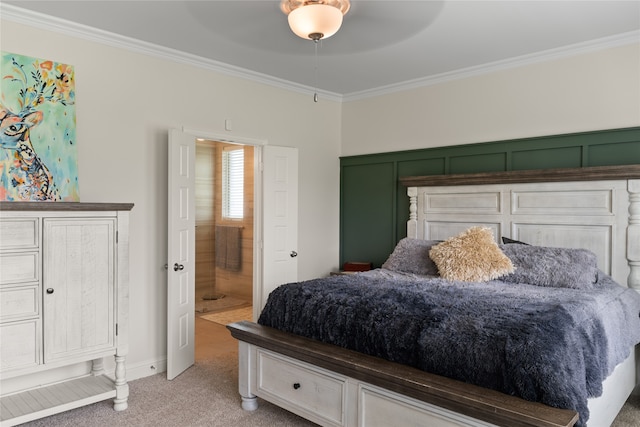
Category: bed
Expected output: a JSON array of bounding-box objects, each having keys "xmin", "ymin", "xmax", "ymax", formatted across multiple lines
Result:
[{"xmin": 228, "ymin": 165, "xmax": 640, "ymax": 427}]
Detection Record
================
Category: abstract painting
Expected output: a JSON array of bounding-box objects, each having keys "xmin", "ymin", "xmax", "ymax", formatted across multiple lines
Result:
[{"xmin": 0, "ymin": 51, "xmax": 78, "ymax": 201}]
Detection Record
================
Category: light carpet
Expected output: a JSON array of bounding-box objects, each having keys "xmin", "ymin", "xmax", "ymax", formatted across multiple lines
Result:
[
  {"xmin": 200, "ymin": 307, "xmax": 253, "ymax": 325},
  {"xmin": 18, "ymin": 353, "xmax": 316, "ymax": 427},
  {"xmin": 16, "ymin": 354, "xmax": 640, "ymax": 427}
]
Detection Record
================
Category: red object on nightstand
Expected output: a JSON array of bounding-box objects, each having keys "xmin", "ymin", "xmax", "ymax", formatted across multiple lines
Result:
[{"xmin": 342, "ymin": 262, "xmax": 372, "ymax": 272}]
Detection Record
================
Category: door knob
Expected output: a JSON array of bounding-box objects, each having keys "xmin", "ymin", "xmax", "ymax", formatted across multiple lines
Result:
[
  {"xmin": 173, "ymin": 263, "xmax": 184, "ymax": 271},
  {"xmin": 290, "ymin": 251, "xmax": 297, "ymax": 258},
  {"xmin": 46, "ymin": 288, "xmax": 54, "ymax": 294}
]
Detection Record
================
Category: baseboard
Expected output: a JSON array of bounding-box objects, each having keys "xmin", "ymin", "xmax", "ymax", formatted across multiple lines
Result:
[
  {"xmin": 1, "ymin": 357, "xmax": 168, "ymax": 399},
  {"xmin": 125, "ymin": 357, "xmax": 167, "ymax": 381}
]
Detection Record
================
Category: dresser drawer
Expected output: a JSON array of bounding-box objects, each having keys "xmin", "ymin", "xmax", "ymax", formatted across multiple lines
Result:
[
  {"xmin": 0, "ymin": 319, "xmax": 40, "ymax": 372},
  {"xmin": 256, "ymin": 349, "xmax": 346, "ymax": 426},
  {"xmin": 0, "ymin": 218, "xmax": 38, "ymax": 250},
  {"xmin": 0, "ymin": 285, "xmax": 39, "ymax": 322},
  {"xmin": 0, "ymin": 252, "xmax": 39, "ymax": 285}
]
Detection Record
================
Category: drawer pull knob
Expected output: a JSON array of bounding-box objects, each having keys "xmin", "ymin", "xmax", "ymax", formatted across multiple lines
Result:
[
  {"xmin": 46, "ymin": 288, "xmax": 54, "ymax": 294},
  {"xmin": 293, "ymin": 383, "xmax": 301, "ymax": 390}
]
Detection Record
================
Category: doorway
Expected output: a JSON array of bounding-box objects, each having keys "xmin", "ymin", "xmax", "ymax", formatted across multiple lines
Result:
[
  {"xmin": 168, "ymin": 128, "xmax": 298, "ymax": 379},
  {"xmin": 194, "ymin": 140, "xmax": 253, "ymax": 325}
]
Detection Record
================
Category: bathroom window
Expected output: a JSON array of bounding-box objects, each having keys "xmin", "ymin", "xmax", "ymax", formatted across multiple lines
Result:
[{"xmin": 222, "ymin": 147, "xmax": 244, "ymax": 219}]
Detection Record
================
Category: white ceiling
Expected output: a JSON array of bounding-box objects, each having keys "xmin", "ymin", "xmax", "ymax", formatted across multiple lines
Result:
[{"xmin": 3, "ymin": 1, "xmax": 640, "ymax": 99}]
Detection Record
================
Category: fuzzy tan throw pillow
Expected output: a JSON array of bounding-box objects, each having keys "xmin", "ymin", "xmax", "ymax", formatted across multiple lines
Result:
[{"xmin": 429, "ymin": 227, "xmax": 514, "ymax": 282}]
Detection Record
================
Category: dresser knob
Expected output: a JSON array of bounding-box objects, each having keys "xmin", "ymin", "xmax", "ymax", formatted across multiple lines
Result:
[
  {"xmin": 293, "ymin": 382, "xmax": 301, "ymax": 390},
  {"xmin": 46, "ymin": 288, "xmax": 54, "ymax": 294}
]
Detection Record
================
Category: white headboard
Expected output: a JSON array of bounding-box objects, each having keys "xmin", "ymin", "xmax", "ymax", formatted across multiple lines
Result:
[{"xmin": 401, "ymin": 165, "xmax": 640, "ymax": 290}]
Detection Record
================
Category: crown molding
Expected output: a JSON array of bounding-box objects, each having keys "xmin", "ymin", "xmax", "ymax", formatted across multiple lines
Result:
[
  {"xmin": 0, "ymin": 4, "xmax": 343, "ymax": 103},
  {"xmin": 343, "ymin": 30, "xmax": 640, "ymax": 102},
  {"xmin": 2, "ymin": 4, "xmax": 637, "ymax": 104}
]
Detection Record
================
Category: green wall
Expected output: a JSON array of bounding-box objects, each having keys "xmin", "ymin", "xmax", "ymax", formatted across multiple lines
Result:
[{"xmin": 339, "ymin": 127, "xmax": 640, "ymax": 268}]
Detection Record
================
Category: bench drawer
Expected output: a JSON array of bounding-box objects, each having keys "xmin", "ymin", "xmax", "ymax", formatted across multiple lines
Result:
[
  {"xmin": 359, "ymin": 384, "xmax": 478, "ymax": 427},
  {"xmin": 256, "ymin": 349, "xmax": 346, "ymax": 426}
]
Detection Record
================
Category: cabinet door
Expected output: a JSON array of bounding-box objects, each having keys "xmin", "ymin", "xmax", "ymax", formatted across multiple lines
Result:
[{"xmin": 43, "ymin": 218, "xmax": 115, "ymax": 362}]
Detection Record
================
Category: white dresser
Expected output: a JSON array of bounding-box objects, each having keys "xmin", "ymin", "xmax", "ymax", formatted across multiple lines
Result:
[{"xmin": 0, "ymin": 202, "xmax": 133, "ymax": 426}]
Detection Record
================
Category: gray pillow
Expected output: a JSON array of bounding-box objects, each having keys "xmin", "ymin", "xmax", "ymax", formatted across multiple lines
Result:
[
  {"xmin": 382, "ymin": 238, "xmax": 440, "ymax": 276},
  {"xmin": 499, "ymin": 244, "xmax": 599, "ymax": 288}
]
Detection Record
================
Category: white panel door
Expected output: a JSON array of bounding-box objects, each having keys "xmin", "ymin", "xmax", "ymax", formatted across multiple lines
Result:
[
  {"xmin": 261, "ymin": 146, "xmax": 298, "ymax": 309},
  {"xmin": 167, "ymin": 129, "xmax": 195, "ymax": 380}
]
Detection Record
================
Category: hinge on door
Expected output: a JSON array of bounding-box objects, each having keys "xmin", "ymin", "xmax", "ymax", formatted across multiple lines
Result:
[
  {"xmin": 116, "ymin": 323, "xmax": 118, "ymax": 336},
  {"xmin": 116, "ymin": 231, "xmax": 119, "ymax": 244}
]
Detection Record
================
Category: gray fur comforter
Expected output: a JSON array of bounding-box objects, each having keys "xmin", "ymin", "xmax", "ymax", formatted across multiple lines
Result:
[{"xmin": 258, "ymin": 269, "xmax": 640, "ymax": 426}]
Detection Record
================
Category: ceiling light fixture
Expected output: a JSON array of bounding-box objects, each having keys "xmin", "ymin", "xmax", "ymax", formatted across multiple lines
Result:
[
  {"xmin": 281, "ymin": 0, "xmax": 350, "ymax": 41},
  {"xmin": 281, "ymin": 0, "xmax": 350, "ymax": 102}
]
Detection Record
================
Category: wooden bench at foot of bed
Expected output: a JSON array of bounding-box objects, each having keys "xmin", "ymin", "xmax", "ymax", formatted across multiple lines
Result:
[{"xmin": 227, "ymin": 320, "xmax": 578, "ymax": 427}]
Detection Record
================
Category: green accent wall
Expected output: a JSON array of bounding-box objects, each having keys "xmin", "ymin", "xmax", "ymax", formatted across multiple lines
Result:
[{"xmin": 339, "ymin": 127, "xmax": 640, "ymax": 268}]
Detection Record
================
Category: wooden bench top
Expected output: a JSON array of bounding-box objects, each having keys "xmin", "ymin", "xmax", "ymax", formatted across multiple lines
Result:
[{"xmin": 227, "ymin": 320, "xmax": 578, "ymax": 427}]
